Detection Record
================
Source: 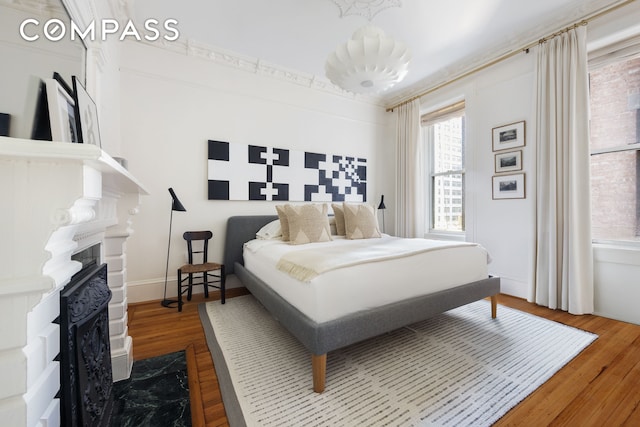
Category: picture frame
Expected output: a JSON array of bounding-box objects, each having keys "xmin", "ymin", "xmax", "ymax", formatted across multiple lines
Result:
[
  {"xmin": 495, "ymin": 150, "xmax": 522, "ymax": 173},
  {"xmin": 492, "ymin": 173, "xmax": 525, "ymax": 199},
  {"xmin": 45, "ymin": 77, "xmax": 78, "ymax": 143},
  {"xmin": 72, "ymin": 76, "xmax": 102, "ymax": 147},
  {"xmin": 492, "ymin": 120, "xmax": 525, "ymax": 151}
]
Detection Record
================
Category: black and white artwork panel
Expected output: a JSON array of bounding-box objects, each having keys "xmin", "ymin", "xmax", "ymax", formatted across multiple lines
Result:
[{"xmin": 207, "ymin": 140, "xmax": 367, "ymax": 202}]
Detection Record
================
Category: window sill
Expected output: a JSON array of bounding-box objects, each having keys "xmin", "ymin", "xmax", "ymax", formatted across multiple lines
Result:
[
  {"xmin": 593, "ymin": 239, "xmax": 640, "ymax": 249},
  {"xmin": 593, "ymin": 241, "xmax": 640, "ymax": 267},
  {"xmin": 424, "ymin": 231, "xmax": 466, "ymax": 242}
]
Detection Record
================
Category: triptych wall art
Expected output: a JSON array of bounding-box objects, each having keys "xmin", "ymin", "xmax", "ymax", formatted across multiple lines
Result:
[
  {"xmin": 491, "ymin": 121, "xmax": 526, "ymax": 200},
  {"xmin": 207, "ymin": 140, "xmax": 367, "ymax": 202}
]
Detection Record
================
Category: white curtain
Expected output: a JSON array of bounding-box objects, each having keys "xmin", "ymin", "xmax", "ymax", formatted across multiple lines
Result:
[
  {"xmin": 395, "ymin": 99, "xmax": 424, "ymax": 238},
  {"xmin": 531, "ymin": 26, "xmax": 594, "ymax": 314}
]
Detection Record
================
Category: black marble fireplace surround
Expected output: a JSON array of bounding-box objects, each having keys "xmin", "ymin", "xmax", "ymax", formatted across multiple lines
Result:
[{"xmin": 59, "ymin": 261, "xmax": 114, "ymax": 427}]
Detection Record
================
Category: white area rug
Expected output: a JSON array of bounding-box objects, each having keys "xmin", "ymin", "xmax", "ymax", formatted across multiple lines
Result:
[{"xmin": 201, "ymin": 295, "xmax": 597, "ymax": 427}]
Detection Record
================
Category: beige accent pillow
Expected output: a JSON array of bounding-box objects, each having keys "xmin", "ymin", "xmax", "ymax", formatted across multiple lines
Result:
[
  {"xmin": 284, "ymin": 204, "xmax": 332, "ymax": 245},
  {"xmin": 331, "ymin": 203, "xmax": 346, "ymax": 236},
  {"xmin": 328, "ymin": 216, "xmax": 337, "ymax": 235},
  {"xmin": 343, "ymin": 203, "xmax": 382, "ymax": 239},
  {"xmin": 276, "ymin": 205, "xmax": 290, "ymax": 241}
]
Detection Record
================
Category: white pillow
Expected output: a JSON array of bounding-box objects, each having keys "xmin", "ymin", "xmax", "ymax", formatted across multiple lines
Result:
[{"xmin": 256, "ymin": 219, "xmax": 282, "ymax": 240}]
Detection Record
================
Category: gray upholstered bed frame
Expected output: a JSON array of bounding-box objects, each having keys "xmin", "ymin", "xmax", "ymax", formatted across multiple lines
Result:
[{"xmin": 223, "ymin": 215, "xmax": 501, "ymax": 393}]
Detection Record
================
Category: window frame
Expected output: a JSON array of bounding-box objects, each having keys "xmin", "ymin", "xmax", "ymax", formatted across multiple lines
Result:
[
  {"xmin": 422, "ymin": 102, "xmax": 466, "ymax": 240},
  {"xmin": 588, "ymin": 39, "xmax": 640, "ymax": 246}
]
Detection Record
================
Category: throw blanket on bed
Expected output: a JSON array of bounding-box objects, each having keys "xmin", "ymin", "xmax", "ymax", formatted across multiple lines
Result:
[{"xmin": 276, "ymin": 238, "xmax": 478, "ymax": 282}]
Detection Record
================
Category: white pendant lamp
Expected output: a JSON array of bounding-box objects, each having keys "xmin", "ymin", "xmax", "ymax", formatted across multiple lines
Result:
[{"xmin": 325, "ymin": 24, "xmax": 411, "ymax": 94}]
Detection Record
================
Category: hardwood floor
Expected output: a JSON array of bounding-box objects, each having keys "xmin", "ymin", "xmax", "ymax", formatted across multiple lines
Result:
[{"xmin": 127, "ymin": 291, "xmax": 640, "ymax": 426}]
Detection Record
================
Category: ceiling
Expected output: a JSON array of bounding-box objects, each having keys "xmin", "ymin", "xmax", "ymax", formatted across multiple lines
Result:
[{"xmin": 132, "ymin": 0, "xmax": 620, "ymax": 104}]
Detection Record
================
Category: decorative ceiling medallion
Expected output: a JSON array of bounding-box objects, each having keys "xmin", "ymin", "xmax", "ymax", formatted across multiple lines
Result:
[
  {"xmin": 330, "ymin": 0, "xmax": 402, "ymax": 21},
  {"xmin": 325, "ymin": 24, "xmax": 411, "ymax": 94}
]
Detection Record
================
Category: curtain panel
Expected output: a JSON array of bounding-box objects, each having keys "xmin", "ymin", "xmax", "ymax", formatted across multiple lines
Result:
[
  {"xmin": 531, "ymin": 26, "xmax": 594, "ymax": 314},
  {"xmin": 395, "ymin": 99, "xmax": 424, "ymax": 238}
]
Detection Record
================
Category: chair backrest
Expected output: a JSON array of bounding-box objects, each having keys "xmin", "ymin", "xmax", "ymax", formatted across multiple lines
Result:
[{"xmin": 183, "ymin": 231, "xmax": 213, "ymax": 264}]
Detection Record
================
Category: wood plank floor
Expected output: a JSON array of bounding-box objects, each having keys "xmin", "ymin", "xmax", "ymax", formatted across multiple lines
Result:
[{"xmin": 127, "ymin": 291, "xmax": 640, "ymax": 426}]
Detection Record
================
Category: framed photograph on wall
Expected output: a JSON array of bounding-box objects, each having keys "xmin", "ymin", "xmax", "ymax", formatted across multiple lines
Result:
[
  {"xmin": 492, "ymin": 120, "xmax": 525, "ymax": 151},
  {"xmin": 495, "ymin": 150, "xmax": 522, "ymax": 173},
  {"xmin": 492, "ymin": 173, "xmax": 525, "ymax": 199},
  {"xmin": 72, "ymin": 76, "xmax": 102, "ymax": 147},
  {"xmin": 45, "ymin": 77, "xmax": 78, "ymax": 143}
]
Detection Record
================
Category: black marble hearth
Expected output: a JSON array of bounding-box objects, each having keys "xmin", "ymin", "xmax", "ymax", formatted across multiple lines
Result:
[{"xmin": 110, "ymin": 351, "xmax": 191, "ymax": 427}]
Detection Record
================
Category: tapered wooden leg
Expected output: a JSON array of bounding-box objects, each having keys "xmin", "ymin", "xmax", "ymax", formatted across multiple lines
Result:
[
  {"xmin": 312, "ymin": 353, "xmax": 326, "ymax": 393},
  {"xmin": 491, "ymin": 294, "xmax": 498, "ymax": 319}
]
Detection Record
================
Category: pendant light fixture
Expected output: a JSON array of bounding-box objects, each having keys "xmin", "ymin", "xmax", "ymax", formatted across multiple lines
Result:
[{"xmin": 325, "ymin": 1, "xmax": 411, "ymax": 94}]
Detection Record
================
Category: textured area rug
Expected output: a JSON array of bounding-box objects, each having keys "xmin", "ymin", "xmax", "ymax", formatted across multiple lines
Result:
[
  {"xmin": 111, "ymin": 351, "xmax": 191, "ymax": 427},
  {"xmin": 200, "ymin": 295, "xmax": 596, "ymax": 427}
]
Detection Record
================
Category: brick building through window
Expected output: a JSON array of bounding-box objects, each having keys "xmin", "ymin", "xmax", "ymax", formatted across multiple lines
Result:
[{"xmin": 589, "ymin": 56, "xmax": 640, "ymax": 242}]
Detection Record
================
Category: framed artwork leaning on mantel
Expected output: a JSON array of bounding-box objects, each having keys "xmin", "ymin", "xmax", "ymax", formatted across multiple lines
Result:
[
  {"xmin": 72, "ymin": 76, "xmax": 102, "ymax": 148},
  {"xmin": 45, "ymin": 76, "xmax": 78, "ymax": 143}
]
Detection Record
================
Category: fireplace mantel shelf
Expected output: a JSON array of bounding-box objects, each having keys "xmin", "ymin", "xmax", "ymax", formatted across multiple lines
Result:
[{"xmin": 0, "ymin": 136, "xmax": 149, "ymax": 195}]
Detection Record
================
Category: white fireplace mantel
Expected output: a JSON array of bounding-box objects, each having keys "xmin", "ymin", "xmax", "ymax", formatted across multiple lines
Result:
[{"xmin": 0, "ymin": 136, "xmax": 148, "ymax": 426}]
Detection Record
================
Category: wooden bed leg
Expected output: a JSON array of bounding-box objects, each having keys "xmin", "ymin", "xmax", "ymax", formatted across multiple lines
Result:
[
  {"xmin": 312, "ymin": 354, "xmax": 327, "ymax": 393},
  {"xmin": 491, "ymin": 294, "xmax": 498, "ymax": 319}
]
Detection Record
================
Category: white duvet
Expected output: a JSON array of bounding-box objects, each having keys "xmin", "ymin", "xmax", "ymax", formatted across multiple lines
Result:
[{"xmin": 243, "ymin": 235, "xmax": 490, "ymax": 323}]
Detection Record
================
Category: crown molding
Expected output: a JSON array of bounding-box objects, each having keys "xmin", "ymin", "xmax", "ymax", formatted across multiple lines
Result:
[
  {"xmin": 383, "ymin": 0, "xmax": 628, "ymax": 108},
  {"xmin": 1, "ymin": 0, "xmax": 65, "ymax": 17},
  {"xmin": 138, "ymin": 37, "xmax": 386, "ymax": 107},
  {"xmin": 106, "ymin": 0, "xmax": 131, "ymax": 22}
]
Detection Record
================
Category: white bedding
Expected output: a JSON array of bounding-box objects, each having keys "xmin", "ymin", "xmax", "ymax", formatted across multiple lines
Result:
[{"xmin": 243, "ymin": 235, "xmax": 490, "ymax": 323}]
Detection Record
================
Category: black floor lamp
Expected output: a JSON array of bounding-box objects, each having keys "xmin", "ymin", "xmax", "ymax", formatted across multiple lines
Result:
[
  {"xmin": 378, "ymin": 194, "xmax": 386, "ymax": 233},
  {"xmin": 161, "ymin": 188, "xmax": 187, "ymax": 308}
]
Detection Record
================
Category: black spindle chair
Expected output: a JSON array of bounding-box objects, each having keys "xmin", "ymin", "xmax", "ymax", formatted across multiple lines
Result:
[{"xmin": 177, "ymin": 231, "xmax": 225, "ymax": 312}]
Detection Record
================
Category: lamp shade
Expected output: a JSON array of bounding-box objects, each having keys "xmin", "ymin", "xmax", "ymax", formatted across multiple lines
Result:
[
  {"xmin": 325, "ymin": 25, "xmax": 411, "ymax": 94},
  {"xmin": 378, "ymin": 194, "xmax": 386, "ymax": 210},
  {"xmin": 168, "ymin": 188, "xmax": 186, "ymax": 212}
]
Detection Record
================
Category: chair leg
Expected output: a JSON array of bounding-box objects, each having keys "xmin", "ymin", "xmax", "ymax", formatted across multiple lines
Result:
[
  {"xmin": 187, "ymin": 273, "xmax": 193, "ymax": 301},
  {"xmin": 177, "ymin": 268, "xmax": 183, "ymax": 312},
  {"xmin": 221, "ymin": 265, "xmax": 226, "ymax": 304},
  {"xmin": 203, "ymin": 271, "xmax": 209, "ymax": 298}
]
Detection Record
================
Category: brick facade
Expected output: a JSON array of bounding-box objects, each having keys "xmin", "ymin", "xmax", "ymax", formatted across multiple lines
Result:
[{"xmin": 589, "ymin": 57, "xmax": 640, "ymax": 240}]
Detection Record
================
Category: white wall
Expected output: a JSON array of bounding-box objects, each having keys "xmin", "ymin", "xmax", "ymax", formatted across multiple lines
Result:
[
  {"xmin": 417, "ymin": 1, "xmax": 640, "ymax": 324},
  {"xmin": 419, "ymin": 53, "xmax": 536, "ymax": 299},
  {"xmin": 118, "ymin": 41, "xmax": 393, "ymax": 302}
]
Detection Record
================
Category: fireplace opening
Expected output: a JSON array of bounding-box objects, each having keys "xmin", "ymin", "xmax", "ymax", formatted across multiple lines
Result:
[{"xmin": 58, "ymin": 244, "xmax": 113, "ymax": 427}]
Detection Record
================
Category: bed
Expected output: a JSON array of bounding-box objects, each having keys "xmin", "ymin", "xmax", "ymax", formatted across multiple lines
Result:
[{"xmin": 223, "ymin": 215, "xmax": 500, "ymax": 393}]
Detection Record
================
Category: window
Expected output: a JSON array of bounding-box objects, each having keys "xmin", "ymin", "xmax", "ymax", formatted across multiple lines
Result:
[
  {"xmin": 422, "ymin": 101, "xmax": 465, "ymax": 235},
  {"xmin": 589, "ymin": 53, "xmax": 640, "ymax": 243}
]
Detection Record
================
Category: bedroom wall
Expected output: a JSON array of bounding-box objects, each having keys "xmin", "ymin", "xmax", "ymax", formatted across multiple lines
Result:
[
  {"xmin": 418, "ymin": 1, "xmax": 640, "ymax": 324},
  {"xmin": 419, "ymin": 53, "xmax": 536, "ymax": 299},
  {"xmin": 118, "ymin": 40, "xmax": 393, "ymax": 302}
]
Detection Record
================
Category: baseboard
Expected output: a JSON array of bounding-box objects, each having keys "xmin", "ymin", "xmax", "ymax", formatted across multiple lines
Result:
[
  {"xmin": 491, "ymin": 275, "xmax": 528, "ymax": 299},
  {"xmin": 111, "ymin": 336, "xmax": 133, "ymax": 382},
  {"xmin": 127, "ymin": 274, "xmax": 243, "ymax": 303}
]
